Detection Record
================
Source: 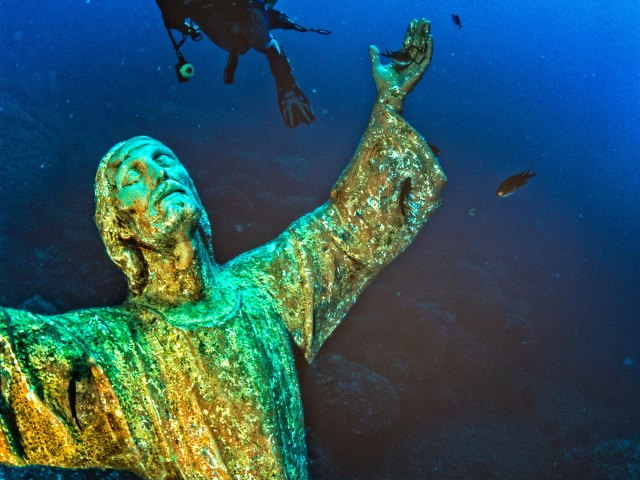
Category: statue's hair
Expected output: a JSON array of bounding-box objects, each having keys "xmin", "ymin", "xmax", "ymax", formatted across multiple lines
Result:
[{"xmin": 94, "ymin": 136, "xmax": 214, "ymax": 295}]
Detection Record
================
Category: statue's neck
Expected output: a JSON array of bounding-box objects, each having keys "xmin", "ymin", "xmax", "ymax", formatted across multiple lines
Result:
[{"xmin": 138, "ymin": 232, "xmax": 216, "ymax": 306}]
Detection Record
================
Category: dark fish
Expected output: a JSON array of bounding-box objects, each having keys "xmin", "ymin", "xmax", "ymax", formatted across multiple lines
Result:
[
  {"xmin": 427, "ymin": 142, "xmax": 440, "ymax": 156},
  {"xmin": 496, "ymin": 168, "xmax": 536, "ymax": 197},
  {"xmin": 380, "ymin": 49, "xmax": 413, "ymax": 67},
  {"xmin": 451, "ymin": 14, "xmax": 462, "ymax": 29}
]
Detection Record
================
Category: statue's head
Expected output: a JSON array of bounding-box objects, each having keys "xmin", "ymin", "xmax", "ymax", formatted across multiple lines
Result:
[{"xmin": 95, "ymin": 136, "xmax": 214, "ymax": 295}]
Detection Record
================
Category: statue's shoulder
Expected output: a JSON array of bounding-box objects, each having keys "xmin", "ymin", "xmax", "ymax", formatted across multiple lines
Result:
[
  {"xmin": 222, "ymin": 243, "xmax": 271, "ymax": 270},
  {"xmin": 220, "ymin": 233, "xmax": 292, "ymax": 278},
  {"xmin": 217, "ymin": 238, "xmax": 291, "ymax": 314},
  {"xmin": 59, "ymin": 305, "xmax": 134, "ymax": 327},
  {"xmin": 0, "ymin": 305, "xmax": 136, "ymax": 362},
  {"xmin": 2, "ymin": 304, "xmax": 134, "ymax": 339}
]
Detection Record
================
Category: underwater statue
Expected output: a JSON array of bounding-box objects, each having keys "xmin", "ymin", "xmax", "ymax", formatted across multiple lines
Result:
[{"xmin": 0, "ymin": 19, "xmax": 445, "ymax": 479}]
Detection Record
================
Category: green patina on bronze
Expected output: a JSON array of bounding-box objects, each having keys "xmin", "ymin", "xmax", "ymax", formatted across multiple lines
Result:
[{"xmin": 0, "ymin": 19, "xmax": 445, "ymax": 479}]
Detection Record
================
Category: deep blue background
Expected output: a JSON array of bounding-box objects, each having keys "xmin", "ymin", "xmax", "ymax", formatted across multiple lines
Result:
[{"xmin": 0, "ymin": 0, "xmax": 639, "ymax": 478}]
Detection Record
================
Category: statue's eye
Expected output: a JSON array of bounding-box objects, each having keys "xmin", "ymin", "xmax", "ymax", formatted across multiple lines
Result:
[
  {"xmin": 122, "ymin": 167, "xmax": 142, "ymax": 186},
  {"xmin": 154, "ymin": 154, "xmax": 173, "ymax": 167}
]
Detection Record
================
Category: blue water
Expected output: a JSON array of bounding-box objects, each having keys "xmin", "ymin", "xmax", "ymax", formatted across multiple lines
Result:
[{"xmin": 0, "ymin": 0, "xmax": 639, "ymax": 478}]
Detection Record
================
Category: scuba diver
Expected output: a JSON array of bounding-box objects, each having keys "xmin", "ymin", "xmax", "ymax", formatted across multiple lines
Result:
[{"xmin": 155, "ymin": 0, "xmax": 330, "ymax": 128}]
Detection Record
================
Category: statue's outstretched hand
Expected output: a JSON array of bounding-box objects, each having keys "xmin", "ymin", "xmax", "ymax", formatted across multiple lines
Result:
[{"xmin": 369, "ymin": 18, "xmax": 433, "ymax": 113}]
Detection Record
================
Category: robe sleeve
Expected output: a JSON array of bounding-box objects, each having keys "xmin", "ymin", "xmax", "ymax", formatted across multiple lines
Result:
[
  {"xmin": 0, "ymin": 307, "xmax": 78, "ymax": 466},
  {"xmin": 224, "ymin": 103, "xmax": 446, "ymax": 362}
]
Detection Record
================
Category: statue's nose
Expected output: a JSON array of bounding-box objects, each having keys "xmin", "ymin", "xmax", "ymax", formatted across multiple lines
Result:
[{"xmin": 150, "ymin": 163, "xmax": 169, "ymax": 185}]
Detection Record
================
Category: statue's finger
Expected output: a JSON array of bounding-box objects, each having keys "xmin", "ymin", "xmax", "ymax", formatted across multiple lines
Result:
[
  {"xmin": 405, "ymin": 29, "xmax": 433, "ymax": 83},
  {"xmin": 424, "ymin": 33, "xmax": 434, "ymax": 65},
  {"xmin": 417, "ymin": 18, "xmax": 430, "ymax": 34},
  {"xmin": 413, "ymin": 33, "xmax": 426, "ymax": 62},
  {"xmin": 412, "ymin": 20, "xmax": 432, "ymax": 65},
  {"xmin": 409, "ymin": 34, "xmax": 433, "ymax": 77},
  {"xmin": 403, "ymin": 19, "xmax": 419, "ymax": 50},
  {"xmin": 415, "ymin": 20, "xmax": 430, "ymax": 57}
]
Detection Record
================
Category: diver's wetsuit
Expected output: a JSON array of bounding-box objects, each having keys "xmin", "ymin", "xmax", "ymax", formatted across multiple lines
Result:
[{"xmin": 155, "ymin": 0, "xmax": 315, "ymax": 128}]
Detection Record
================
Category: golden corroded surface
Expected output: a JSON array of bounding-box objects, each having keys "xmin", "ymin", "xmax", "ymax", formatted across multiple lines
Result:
[{"xmin": 0, "ymin": 19, "xmax": 444, "ymax": 479}]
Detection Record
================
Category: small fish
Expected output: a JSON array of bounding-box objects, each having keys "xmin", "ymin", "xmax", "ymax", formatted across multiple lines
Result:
[
  {"xmin": 496, "ymin": 168, "xmax": 537, "ymax": 197},
  {"xmin": 381, "ymin": 49, "xmax": 413, "ymax": 67},
  {"xmin": 451, "ymin": 14, "xmax": 463, "ymax": 29},
  {"xmin": 427, "ymin": 142, "xmax": 440, "ymax": 156}
]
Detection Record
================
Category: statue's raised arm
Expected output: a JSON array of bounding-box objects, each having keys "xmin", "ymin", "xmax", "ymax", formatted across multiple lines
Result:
[{"xmin": 224, "ymin": 18, "xmax": 446, "ymax": 361}]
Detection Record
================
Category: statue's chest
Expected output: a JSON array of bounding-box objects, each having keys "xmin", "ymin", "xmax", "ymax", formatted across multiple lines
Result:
[{"xmin": 105, "ymin": 307, "xmax": 302, "ymax": 478}]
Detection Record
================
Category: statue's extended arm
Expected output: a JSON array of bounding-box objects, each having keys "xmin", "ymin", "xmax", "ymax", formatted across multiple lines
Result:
[
  {"xmin": 0, "ymin": 307, "xmax": 142, "ymax": 473},
  {"xmin": 0, "ymin": 307, "xmax": 78, "ymax": 467},
  {"xmin": 225, "ymin": 19, "xmax": 446, "ymax": 361}
]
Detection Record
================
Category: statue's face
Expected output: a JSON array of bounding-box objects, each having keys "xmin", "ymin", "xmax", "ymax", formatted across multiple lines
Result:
[{"xmin": 114, "ymin": 140, "xmax": 202, "ymax": 246}]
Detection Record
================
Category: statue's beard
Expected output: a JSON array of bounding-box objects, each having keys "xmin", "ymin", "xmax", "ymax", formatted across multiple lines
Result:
[{"xmin": 134, "ymin": 194, "xmax": 203, "ymax": 250}]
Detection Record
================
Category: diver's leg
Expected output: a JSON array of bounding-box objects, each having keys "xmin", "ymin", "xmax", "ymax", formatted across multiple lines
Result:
[
  {"xmin": 239, "ymin": 4, "xmax": 314, "ymax": 127},
  {"xmin": 224, "ymin": 52, "xmax": 239, "ymax": 84},
  {"xmin": 257, "ymin": 37, "xmax": 315, "ymax": 127},
  {"xmin": 194, "ymin": 2, "xmax": 264, "ymax": 86},
  {"xmin": 193, "ymin": 9, "xmax": 248, "ymax": 84},
  {"xmin": 198, "ymin": 1, "xmax": 314, "ymax": 126}
]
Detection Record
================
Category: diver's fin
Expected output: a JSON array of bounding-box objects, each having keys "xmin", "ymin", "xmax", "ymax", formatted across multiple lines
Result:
[
  {"xmin": 262, "ymin": 41, "xmax": 315, "ymax": 127},
  {"xmin": 278, "ymin": 86, "xmax": 315, "ymax": 128}
]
